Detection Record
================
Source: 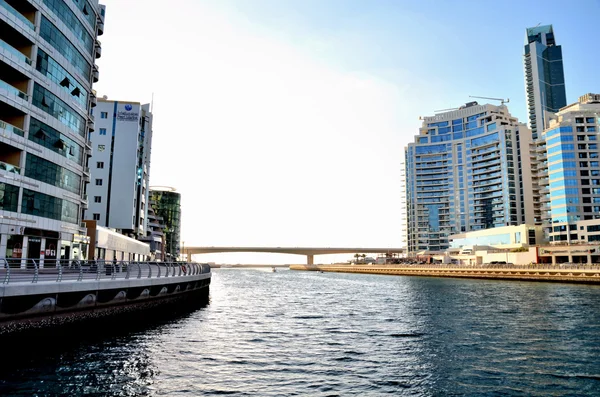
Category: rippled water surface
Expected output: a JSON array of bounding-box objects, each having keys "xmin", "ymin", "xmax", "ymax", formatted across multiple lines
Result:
[{"xmin": 2, "ymin": 269, "xmax": 600, "ymax": 396}]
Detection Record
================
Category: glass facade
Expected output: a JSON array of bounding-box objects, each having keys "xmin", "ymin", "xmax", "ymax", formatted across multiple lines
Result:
[
  {"xmin": 524, "ymin": 25, "xmax": 567, "ymax": 139},
  {"xmin": 29, "ymin": 117, "xmax": 84, "ymax": 165},
  {"xmin": 25, "ymin": 153, "xmax": 82, "ymax": 194},
  {"xmin": 543, "ymin": 104, "xmax": 600, "ymax": 243},
  {"xmin": 21, "ymin": 189, "xmax": 79, "ymax": 224},
  {"xmin": 71, "ymin": 0, "xmax": 97, "ymax": 30},
  {"xmin": 36, "ymin": 49, "xmax": 89, "ymax": 111},
  {"xmin": 406, "ymin": 103, "xmax": 528, "ymax": 253},
  {"xmin": 39, "ymin": 15, "xmax": 91, "ymax": 80},
  {"xmin": 32, "ymin": 83, "xmax": 86, "ymax": 137},
  {"xmin": 0, "ymin": 182, "xmax": 20, "ymax": 212},
  {"xmin": 42, "ymin": 0, "xmax": 94, "ymax": 54},
  {"xmin": 150, "ymin": 189, "xmax": 181, "ymax": 259}
]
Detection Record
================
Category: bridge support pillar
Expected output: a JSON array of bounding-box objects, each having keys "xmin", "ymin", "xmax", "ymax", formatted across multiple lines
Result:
[{"xmin": 307, "ymin": 254, "xmax": 314, "ymax": 265}]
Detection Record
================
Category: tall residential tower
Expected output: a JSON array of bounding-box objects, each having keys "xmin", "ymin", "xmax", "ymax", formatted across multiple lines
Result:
[
  {"xmin": 524, "ymin": 25, "xmax": 567, "ymax": 140},
  {"xmin": 85, "ymin": 98, "xmax": 153, "ymax": 239},
  {"xmin": 405, "ymin": 102, "xmax": 534, "ymax": 253},
  {"xmin": 539, "ymin": 93, "xmax": 600, "ymax": 243},
  {"xmin": 0, "ymin": 0, "xmax": 104, "ymax": 261}
]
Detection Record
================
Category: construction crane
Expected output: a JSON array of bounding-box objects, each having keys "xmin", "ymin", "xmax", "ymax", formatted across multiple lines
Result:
[
  {"xmin": 469, "ymin": 95, "xmax": 510, "ymax": 105},
  {"xmin": 434, "ymin": 107, "xmax": 460, "ymax": 113}
]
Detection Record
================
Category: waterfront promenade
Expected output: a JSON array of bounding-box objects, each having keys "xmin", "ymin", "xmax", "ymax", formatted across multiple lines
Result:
[
  {"xmin": 290, "ymin": 263, "xmax": 600, "ymax": 284},
  {"xmin": 0, "ymin": 259, "xmax": 212, "ymax": 335}
]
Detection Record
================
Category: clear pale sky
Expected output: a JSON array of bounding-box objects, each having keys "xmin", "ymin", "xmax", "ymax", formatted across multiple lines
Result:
[{"xmin": 95, "ymin": 0, "xmax": 600, "ymax": 264}]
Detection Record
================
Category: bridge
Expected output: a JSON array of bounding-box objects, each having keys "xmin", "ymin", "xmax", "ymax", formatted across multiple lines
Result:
[{"xmin": 184, "ymin": 247, "xmax": 405, "ymax": 264}]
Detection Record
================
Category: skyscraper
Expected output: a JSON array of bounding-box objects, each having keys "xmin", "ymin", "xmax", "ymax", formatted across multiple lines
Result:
[
  {"xmin": 524, "ymin": 24, "xmax": 567, "ymax": 140},
  {"xmin": 0, "ymin": 0, "xmax": 104, "ymax": 261},
  {"xmin": 405, "ymin": 101, "xmax": 534, "ymax": 253},
  {"xmin": 85, "ymin": 98, "xmax": 153, "ymax": 239}
]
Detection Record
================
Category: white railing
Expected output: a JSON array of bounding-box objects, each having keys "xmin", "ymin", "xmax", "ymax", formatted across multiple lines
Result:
[{"xmin": 0, "ymin": 259, "xmax": 211, "ymax": 284}]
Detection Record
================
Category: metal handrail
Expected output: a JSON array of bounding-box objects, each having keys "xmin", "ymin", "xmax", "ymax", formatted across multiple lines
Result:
[{"xmin": 0, "ymin": 259, "xmax": 210, "ymax": 284}]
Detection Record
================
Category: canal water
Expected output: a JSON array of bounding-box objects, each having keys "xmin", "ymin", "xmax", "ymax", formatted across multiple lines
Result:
[{"xmin": 1, "ymin": 268, "xmax": 600, "ymax": 396}]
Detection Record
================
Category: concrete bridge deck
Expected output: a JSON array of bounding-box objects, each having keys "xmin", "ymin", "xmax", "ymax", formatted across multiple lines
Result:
[{"xmin": 185, "ymin": 247, "xmax": 405, "ymax": 264}]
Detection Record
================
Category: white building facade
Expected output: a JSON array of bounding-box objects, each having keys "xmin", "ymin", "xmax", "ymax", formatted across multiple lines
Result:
[
  {"xmin": 0, "ymin": 0, "xmax": 104, "ymax": 262},
  {"xmin": 85, "ymin": 98, "xmax": 153, "ymax": 239}
]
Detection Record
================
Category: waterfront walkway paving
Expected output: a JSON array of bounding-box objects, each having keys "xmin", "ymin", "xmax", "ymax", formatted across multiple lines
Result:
[{"xmin": 290, "ymin": 264, "xmax": 600, "ymax": 284}]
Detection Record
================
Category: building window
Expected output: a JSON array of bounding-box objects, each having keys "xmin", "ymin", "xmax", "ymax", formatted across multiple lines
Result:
[
  {"xmin": 21, "ymin": 188, "xmax": 78, "ymax": 224},
  {"xmin": 93, "ymin": 213, "xmax": 100, "ymax": 220},
  {"xmin": 97, "ymin": 161, "xmax": 104, "ymax": 168},
  {"xmin": 99, "ymin": 128, "xmax": 107, "ymax": 135},
  {"xmin": 98, "ymin": 144, "xmax": 105, "ymax": 152},
  {"xmin": 95, "ymin": 179, "xmax": 102, "ymax": 186},
  {"xmin": 100, "ymin": 112, "xmax": 108, "ymax": 119},
  {"xmin": 94, "ymin": 196, "xmax": 101, "ymax": 203}
]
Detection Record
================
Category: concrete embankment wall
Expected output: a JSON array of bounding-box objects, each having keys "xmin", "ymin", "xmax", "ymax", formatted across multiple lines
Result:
[
  {"xmin": 290, "ymin": 264, "xmax": 600, "ymax": 284},
  {"xmin": 0, "ymin": 273, "xmax": 211, "ymax": 335}
]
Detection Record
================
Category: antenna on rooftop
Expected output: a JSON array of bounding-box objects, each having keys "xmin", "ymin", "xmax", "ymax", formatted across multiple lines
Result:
[{"xmin": 469, "ymin": 95, "xmax": 510, "ymax": 106}]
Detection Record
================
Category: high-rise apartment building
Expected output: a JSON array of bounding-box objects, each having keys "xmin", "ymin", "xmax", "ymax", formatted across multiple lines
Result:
[
  {"xmin": 524, "ymin": 24, "xmax": 567, "ymax": 140},
  {"xmin": 539, "ymin": 93, "xmax": 600, "ymax": 243},
  {"xmin": 405, "ymin": 101, "xmax": 534, "ymax": 253},
  {"xmin": 85, "ymin": 98, "xmax": 153, "ymax": 239},
  {"xmin": 0, "ymin": 0, "xmax": 104, "ymax": 261}
]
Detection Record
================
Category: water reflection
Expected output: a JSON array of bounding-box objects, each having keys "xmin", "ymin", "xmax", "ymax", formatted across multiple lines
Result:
[{"xmin": 1, "ymin": 270, "xmax": 600, "ymax": 396}]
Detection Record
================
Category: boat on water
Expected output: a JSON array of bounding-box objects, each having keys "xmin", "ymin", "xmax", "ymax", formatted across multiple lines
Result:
[{"xmin": 271, "ymin": 267, "xmax": 277, "ymax": 272}]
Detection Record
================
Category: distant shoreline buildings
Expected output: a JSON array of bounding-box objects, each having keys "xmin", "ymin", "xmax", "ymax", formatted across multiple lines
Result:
[{"xmin": 404, "ymin": 25, "xmax": 600, "ymax": 263}]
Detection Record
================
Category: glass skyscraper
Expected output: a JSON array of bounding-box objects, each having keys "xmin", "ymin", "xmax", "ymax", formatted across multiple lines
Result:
[
  {"xmin": 524, "ymin": 25, "xmax": 567, "ymax": 140},
  {"xmin": 150, "ymin": 187, "xmax": 181, "ymax": 260},
  {"xmin": 405, "ymin": 102, "xmax": 534, "ymax": 253},
  {"xmin": 539, "ymin": 94, "xmax": 600, "ymax": 243}
]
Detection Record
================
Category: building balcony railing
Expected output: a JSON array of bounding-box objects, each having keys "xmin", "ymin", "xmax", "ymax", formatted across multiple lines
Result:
[
  {"xmin": 0, "ymin": 0, "xmax": 34, "ymax": 30},
  {"xmin": 0, "ymin": 119, "xmax": 24, "ymax": 137},
  {"xmin": 0, "ymin": 160, "xmax": 20, "ymax": 174},
  {"xmin": 0, "ymin": 78, "xmax": 28, "ymax": 101},
  {"xmin": 0, "ymin": 38, "xmax": 32, "ymax": 66}
]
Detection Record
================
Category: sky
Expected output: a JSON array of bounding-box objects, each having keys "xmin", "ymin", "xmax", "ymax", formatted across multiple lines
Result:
[{"xmin": 95, "ymin": 0, "xmax": 600, "ymax": 264}]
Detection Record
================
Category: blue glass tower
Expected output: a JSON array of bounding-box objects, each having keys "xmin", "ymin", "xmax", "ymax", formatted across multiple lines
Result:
[
  {"xmin": 524, "ymin": 25, "xmax": 567, "ymax": 140},
  {"xmin": 405, "ymin": 102, "xmax": 533, "ymax": 253}
]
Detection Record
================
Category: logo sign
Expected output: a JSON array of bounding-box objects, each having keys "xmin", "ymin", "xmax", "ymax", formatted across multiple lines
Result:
[{"xmin": 117, "ymin": 104, "xmax": 139, "ymax": 122}]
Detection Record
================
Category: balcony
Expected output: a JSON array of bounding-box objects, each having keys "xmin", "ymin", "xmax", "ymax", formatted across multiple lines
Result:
[
  {"xmin": 0, "ymin": 78, "xmax": 27, "ymax": 101},
  {"xmin": 92, "ymin": 65, "xmax": 99, "ymax": 83},
  {"xmin": 0, "ymin": 119, "xmax": 23, "ymax": 137},
  {"xmin": 94, "ymin": 40, "xmax": 102, "ymax": 59},
  {"xmin": 90, "ymin": 90, "xmax": 97, "ymax": 108},
  {"xmin": 0, "ymin": 38, "xmax": 31, "ymax": 66},
  {"xmin": 0, "ymin": 0, "xmax": 34, "ymax": 30},
  {"xmin": 0, "ymin": 159, "xmax": 19, "ymax": 174}
]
